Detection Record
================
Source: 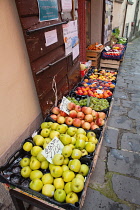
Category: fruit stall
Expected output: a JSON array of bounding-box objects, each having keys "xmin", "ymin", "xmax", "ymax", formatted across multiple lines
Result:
[
  {"xmin": 100, "ymin": 38, "xmax": 127, "ymax": 71},
  {"xmin": 0, "ymin": 68, "xmax": 118, "ymax": 210}
]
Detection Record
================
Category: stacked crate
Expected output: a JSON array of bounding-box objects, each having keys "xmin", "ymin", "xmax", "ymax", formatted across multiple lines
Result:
[
  {"xmin": 86, "ymin": 47, "xmax": 104, "ymax": 69},
  {"xmin": 100, "ymin": 59, "xmax": 120, "ymax": 71}
]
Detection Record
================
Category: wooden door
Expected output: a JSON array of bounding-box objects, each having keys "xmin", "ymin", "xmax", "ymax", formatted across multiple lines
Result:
[{"xmin": 15, "ymin": 0, "xmax": 80, "ymax": 117}]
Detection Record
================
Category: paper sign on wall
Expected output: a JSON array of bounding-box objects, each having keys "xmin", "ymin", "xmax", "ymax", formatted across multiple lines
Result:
[
  {"xmin": 61, "ymin": 0, "xmax": 72, "ymax": 12},
  {"xmin": 45, "ymin": 29, "xmax": 58, "ymax": 47},
  {"xmin": 37, "ymin": 0, "xmax": 58, "ymax": 22},
  {"xmin": 41, "ymin": 137, "xmax": 64, "ymax": 164}
]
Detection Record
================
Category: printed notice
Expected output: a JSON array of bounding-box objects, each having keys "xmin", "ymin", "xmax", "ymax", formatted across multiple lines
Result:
[
  {"xmin": 37, "ymin": 0, "xmax": 58, "ymax": 22},
  {"xmin": 61, "ymin": 0, "xmax": 72, "ymax": 12},
  {"xmin": 45, "ymin": 29, "xmax": 58, "ymax": 47},
  {"xmin": 41, "ymin": 137, "xmax": 64, "ymax": 163},
  {"xmin": 60, "ymin": 96, "xmax": 71, "ymax": 115}
]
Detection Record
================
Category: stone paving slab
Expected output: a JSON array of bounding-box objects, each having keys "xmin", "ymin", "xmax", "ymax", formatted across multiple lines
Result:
[
  {"xmin": 107, "ymin": 149, "xmax": 140, "ymax": 178},
  {"xmin": 113, "ymin": 91, "xmax": 129, "ymax": 100},
  {"xmin": 82, "ymin": 188, "xmax": 130, "ymax": 210},
  {"xmin": 121, "ymin": 132, "xmax": 140, "ymax": 152},
  {"xmin": 112, "ymin": 174, "xmax": 140, "ymax": 205},
  {"xmin": 110, "ymin": 105, "xmax": 128, "ymax": 117},
  {"xmin": 103, "ymin": 126, "xmax": 119, "ymax": 148},
  {"xmin": 128, "ymin": 107, "xmax": 140, "ymax": 120},
  {"xmin": 135, "ymin": 120, "xmax": 140, "ymax": 134},
  {"xmin": 107, "ymin": 115, "xmax": 133, "ymax": 130}
]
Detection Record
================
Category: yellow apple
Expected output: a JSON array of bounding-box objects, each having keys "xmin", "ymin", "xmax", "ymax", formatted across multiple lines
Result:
[
  {"xmin": 42, "ymin": 184, "xmax": 55, "ymax": 197},
  {"xmin": 54, "ymin": 178, "xmax": 64, "ymax": 189},
  {"xmin": 42, "ymin": 173, "xmax": 54, "ymax": 185}
]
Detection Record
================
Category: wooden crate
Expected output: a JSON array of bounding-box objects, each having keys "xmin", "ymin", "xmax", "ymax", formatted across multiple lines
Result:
[
  {"xmin": 86, "ymin": 48, "xmax": 102, "ymax": 68},
  {"xmin": 100, "ymin": 59, "xmax": 120, "ymax": 70}
]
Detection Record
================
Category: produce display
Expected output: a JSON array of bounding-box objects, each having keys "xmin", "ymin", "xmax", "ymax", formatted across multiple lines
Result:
[
  {"xmin": 0, "ymin": 68, "xmax": 119, "ymax": 209},
  {"xmin": 87, "ymin": 42, "xmax": 104, "ymax": 51},
  {"xmin": 117, "ymin": 37, "xmax": 127, "ymax": 44},
  {"xmin": 66, "ymin": 96, "xmax": 110, "ymax": 111},
  {"xmin": 50, "ymin": 104, "xmax": 106, "ymax": 130}
]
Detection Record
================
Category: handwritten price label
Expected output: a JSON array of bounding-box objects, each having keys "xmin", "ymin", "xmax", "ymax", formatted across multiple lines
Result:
[
  {"xmin": 60, "ymin": 96, "xmax": 71, "ymax": 115},
  {"xmin": 41, "ymin": 137, "xmax": 64, "ymax": 163},
  {"xmin": 96, "ymin": 90, "xmax": 103, "ymax": 94}
]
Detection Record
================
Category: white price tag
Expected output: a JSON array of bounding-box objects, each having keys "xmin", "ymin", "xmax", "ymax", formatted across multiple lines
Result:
[
  {"xmin": 60, "ymin": 96, "xmax": 71, "ymax": 115},
  {"xmin": 41, "ymin": 137, "xmax": 64, "ymax": 164},
  {"xmin": 105, "ymin": 46, "xmax": 111, "ymax": 51},
  {"xmin": 32, "ymin": 131, "xmax": 38, "ymax": 138},
  {"xmin": 96, "ymin": 90, "xmax": 103, "ymax": 94}
]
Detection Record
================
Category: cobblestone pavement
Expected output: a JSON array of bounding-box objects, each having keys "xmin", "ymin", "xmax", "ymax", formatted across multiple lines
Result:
[
  {"xmin": 0, "ymin": 38, "xmax": 140, "ymax": 210},
  {"xmin": 82, "ymin": 37, "xmax": 140, "ymax": 210}
]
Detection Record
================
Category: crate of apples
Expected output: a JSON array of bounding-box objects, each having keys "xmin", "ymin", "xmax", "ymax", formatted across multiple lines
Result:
[{"xmin": 50, "ymin": 103, "xmax": 106, "ymax": 131}]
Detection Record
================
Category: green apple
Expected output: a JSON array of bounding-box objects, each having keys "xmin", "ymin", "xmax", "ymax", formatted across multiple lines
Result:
[
  {"xmin": 63, "ymin": 157, "xmax": 69, "ymax": 165},
  {"xmin": 76, "ymin": 128, "xmax": 86, "ymax": 135},
  {"xmin": 88, "ymin": 137, "xmax": 98, "ymax": 144},
  {"xmin": 62, "ymin": 165, "xmax": 69, "ymax": 172},
  {"xmin": 56, "ymin": 124, "xmax": 67, "ymax": 134},
  {"xmin": 66, "ymin": 192, "xmax": 79, "ymax": 204},
  {"xmin": 30, "ymin": 170, "xmax": 43, "ymax": 180},
  {"xmin": 76, "ymin": 174, "xmax": 85, "ymax": 182},
  {"xmin": 76, "ymin": 133, "xmax": 87, "ymax": 141},
  {"xmin": 42, "ymin": 184, "xmax": 55, "ymax": 197},
  {"xmin": 79, "ymin": 164, "xmax": 89, "ymax": 176},
  {"xmin": 87, "ymin": 131, "xmax": 96, "ymax": 139},
  {"xmin": 23, "ymin": 142, "xmax": 33, "ymax": 152},
  {"xmin": 51, "ymin": 122, "xmax": 59, "ymax": 130},
  {"xmin": 62, "ymin": 145, "xmax": 72, "ymax": 157},
  {"xmin": 20, "ymin": 157, "xmax": 30, "ymax": 167},
  {"xmin": 69, "ymin": 144, "xmax": 75, "ymax": 150},
  {"xmin": 31, "ymin": 146, "xmax": 42, "ymax": 156},
  {"xmin": 75, "ymin": 139, "xmax": 85, "ymax": 150},
  {"xmin": 36, "ymin": 151, "xmax": 46, "ymax": 162},
  {"xmin": 54, "ymin": 177, "xmax": 64, "ymax": 189},
  {"xmin": 61, "ymin": 124, "xmax": 68, "ymax": 131},
  {"xmin": 49, "ymin": 163, "xmax": 55, "ymax": 171},
  {"xmin": 52, "ymin": 154, "xmax": 64, "ymax": 165},
  {"xmin": 30, "ymin": 157, "xmax": 41, "ymax": 170},
  {"xmin": 40, "ymin": 128, "xmax": 50, "ymax": 138},
  {"xmin": 43, "ymin": 142, "xmax": 48, "ymax": 149},
  {"xmin": 64, "ymin": 182, "xmax": 72, "ymax": 194},
  {"xmin": 40, "ymin": 122, "xmax": 48, "ymax": 129},
  {"xmin": 54, "ymin": 189, "xmax": 66, "ymax": 203},
  {"xmin": 50, "ymin": 166, "xmax": 63, "ymax": 178},
  {"xmin": 67, "ymin": 127, "xmax": 77, "ymax": 136},
  {"xmin": 42, "ymin": 173, "xmax": 53, "ymax": 185},
  {"xmin": 85, "ymin": 142, "xmax": 95, "ymax": 153},
  {"xmin": 40, "ymin": 160, "xmax": 49, "ymax": 169},
  {"xmin": 60, "ymin": 134, "xmax": 72, "ymax": 145},
  {"xmin": 71, "ymin": 149, "xmax": 82, "ymax": 159},
  {"xmin": 29, "ymin": 178, "xmax": 43, "ymax": 192},
  {"xmin": 68, "ymin": 159, "xmax": 81, "ymax": 173},
  {"xmin": 71, "ymin": 178, "xmax": 84, "ymax": 193},
  {"xmin": 33, "ymin": 135, "xmax": 44, "ymax": 146},
  {"xmin": 44, "ymin": 137, "xmax": 52, "ymax": 144},
  {"xmin": 71, "ymin": 137, "xmax": 76, "ymax": 145},
  {"xmin": 62, "ymin": 170, "xmax": 75, "ymax": 182},
  {"xmin": 81, "ymin": 149, "xmax": 88, "ymax": 156},
  {"xmin": 21, "ymin": 166, "xmax": 32, "ymax": 178},
  {"xmin": 49, "ymin": 130, "xmax": 60, "ymax": 139}
]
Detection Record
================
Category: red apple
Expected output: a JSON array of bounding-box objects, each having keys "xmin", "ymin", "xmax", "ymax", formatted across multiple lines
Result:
[
  {"xmin": 84, "ymin": 114, "xmax": 94, "ymax": 123},
  {"xmin": 81, "ymin": 107, "xmax": 92, "ymax": 115},
  {"xmin": 52, "ymin": 107, "xmax": 60, "ymax": 115},
  {"xmin": 95, "ymin": 118, "xmax": 105, "ymax": 126},
  {"xmin": 82, "ymin": 122, "xmax": 91, "ymax": 130},
  {"xmin": 69, "ymin": 110, "xmax": 77, "ymax": 118},
  {"xmin": 50, "ymin": 114, "xmax": 57, "ymax": 121},
  {"xmin": 90, "ymin": 121, "xmax": 95, "ymax": 126},
  {"xmin": 65, "ymin": 117, "xmax": 73, "ymax": 125},
  {"xmin": 60, "ymin": 110, "xmax": 68, "ymax": 117},
  {"xmin": 81, "ymin": 120, "xmax": 85, "ymax": 125},
  {"xmin": 67, "ymin": 102, "xmax": 76, "ymax": 110},
  {"xmin": 57, "ymin": 116, "xmax": 65, "ymax": 124},
  {"xmin": 98, "ymin": 112, "xmax": 106, "ymax": 120},
  {"xmin": 72, "ymin": 118, "xmax": 82, "ymax": 128},
  {"xmin": 77, "ymin": 112, "xmax": 85, "ymax": 120},
  {"xmin": 91, "ymin": 124, "xmax": 99, "ymax": 130},
  {"xmin": 75, "ymin": 105, "xmax": 82, "ymax": 112},
  {"xmin": 92, "ymin": 110, "xmax": 99, "ymax": 120}
]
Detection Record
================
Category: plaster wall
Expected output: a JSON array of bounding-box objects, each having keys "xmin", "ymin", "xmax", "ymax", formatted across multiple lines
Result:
[
  {"xmin": 91, "ymin": 0, "xmax": 103, "ymax": 44},
  {"xmin": 0, "ymin": 0, "xmax": 42, "ymax": 163}
]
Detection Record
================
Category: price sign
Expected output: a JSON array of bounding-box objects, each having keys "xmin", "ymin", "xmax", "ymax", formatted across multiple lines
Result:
[
  {"xmin": 96, "ymin": 90, "xmax": 103, "ymax": 94},
  {"xmin": 60, "ymin": 96, "xmax": 71, "ymax": 115},
  {"xmin": 105, "ymin": 46, "xmax": 111, "ymax": 51},
  {"xmin": 32, "ymin": 131, "xmax": 38, "ymax": 138},
  {"xmin": 41, "ymin": 137, "xmax": 64, "ymax": 163}
]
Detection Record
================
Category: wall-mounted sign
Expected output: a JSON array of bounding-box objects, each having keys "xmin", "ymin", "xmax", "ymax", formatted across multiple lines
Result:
[
  {"xmin": 45, "ymin": 29, "xmax": 58, "ymax": 46},
  {"xmin": 61, "ymin": 0, "xmax": 72, "ymax": 12},
  {"xmin": 37, "ymin": 0, "xmax": 58, "ymax": 22}
]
